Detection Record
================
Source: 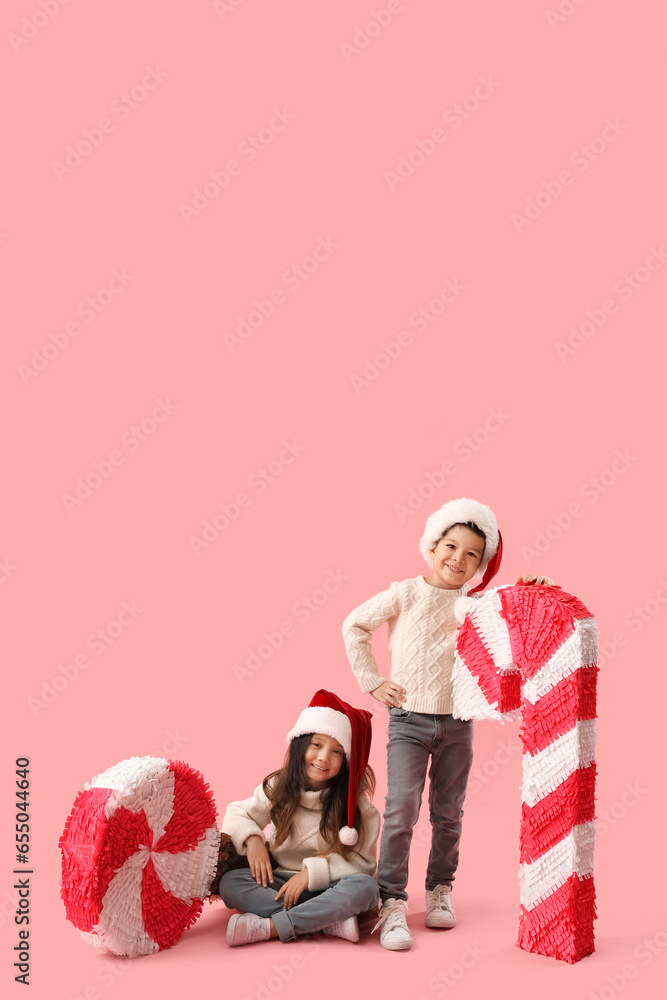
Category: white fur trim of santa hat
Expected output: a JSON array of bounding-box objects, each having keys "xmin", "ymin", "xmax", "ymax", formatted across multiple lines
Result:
[
  {"xmin": 419, "ymin": 498, "xmax": 499, "ymax": 571},
  {"xmin": 286, "ymin": 706, "xmax": 352, "ymax": 758}
]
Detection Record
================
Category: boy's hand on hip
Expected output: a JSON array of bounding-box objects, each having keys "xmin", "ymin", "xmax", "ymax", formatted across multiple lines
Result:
[
  {"xmin": 245, "ymin": 835, "xmax": 273, "ymax": 887},
  {"xmin": 275, "ymin": 869, "xmax": 309, "ymax": 909},
  {"xmin": 371, "ymin": 680, "xmax": 407, "ymax": 707},
  {"xmin": 515, "ymin": 574, "xmax": 556, "ymax": 587}
]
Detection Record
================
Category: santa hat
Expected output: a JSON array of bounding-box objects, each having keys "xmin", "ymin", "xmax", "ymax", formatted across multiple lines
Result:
[
  {"xmin": 285, "ymin": 689, "xmax": 372, "ymax": 846},
  {"xmin": 419, "ymin": 497, "xmax": 503, "ymax": 596}
]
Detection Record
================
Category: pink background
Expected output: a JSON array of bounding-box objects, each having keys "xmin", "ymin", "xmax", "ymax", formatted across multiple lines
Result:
[{"xmin": 2, "ymin": 1, "xmax": 666, "ymax": 997}]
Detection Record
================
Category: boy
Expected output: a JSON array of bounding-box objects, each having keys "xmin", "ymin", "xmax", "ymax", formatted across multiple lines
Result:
[{"xmin": 343, "ymin": 498, "xmax": 549, "ymax": 950}]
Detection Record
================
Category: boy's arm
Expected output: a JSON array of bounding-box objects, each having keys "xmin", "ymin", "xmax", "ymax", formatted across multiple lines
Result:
[{"xmin": 342, "ymin": 583, "xmax": 401, "ymax": 695}]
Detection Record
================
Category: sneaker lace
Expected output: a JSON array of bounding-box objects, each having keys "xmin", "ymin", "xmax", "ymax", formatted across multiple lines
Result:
[
  {"xmin": 431, "ymin": 885, "xmax": 453, "ymax": 912},
  {"xmin": 244, "ymin": 914, "xmax": 268, "ymax": 942},
  {"xmin": 372, "ymin": 900, "xmax": 408, "ymax": 935}
]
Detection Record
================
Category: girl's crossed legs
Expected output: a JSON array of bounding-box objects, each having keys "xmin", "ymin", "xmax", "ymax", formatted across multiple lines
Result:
[{"xmin": 220, "ymin": 869, "xmax": 379, "ymax": 941}]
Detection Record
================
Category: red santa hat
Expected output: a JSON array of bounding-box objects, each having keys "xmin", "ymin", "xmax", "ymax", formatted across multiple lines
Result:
[
  {"xmin": 419, "ymin": 497, "xmax": 503, "ymax": 596},
  {"xmin": 285, "ymin": 689, "xmax": 372, "ymax": 846}
]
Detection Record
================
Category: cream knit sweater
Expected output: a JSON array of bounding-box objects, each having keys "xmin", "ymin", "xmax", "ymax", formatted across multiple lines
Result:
[
  {"xmin": 342, "ymin": 576, "xmax": 469, "ymax": 715},
  {"xmin": 223, "ymin": 781, "xmax": 380, "ymax": 892}
]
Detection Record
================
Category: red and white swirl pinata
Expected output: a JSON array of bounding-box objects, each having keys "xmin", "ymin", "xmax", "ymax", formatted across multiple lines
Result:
[
  {"xmin": 60, "ymin": 756, "xmax": 220, "ymax": 957},
  {"xmin": 452, "ymin": 584, "xmax": 598, "ymax": 964}
]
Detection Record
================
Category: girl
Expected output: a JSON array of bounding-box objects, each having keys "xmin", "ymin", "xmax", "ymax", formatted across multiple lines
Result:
[{"xmin": 220, "ymin": 689, "xmax": 380, "ymax": 945}]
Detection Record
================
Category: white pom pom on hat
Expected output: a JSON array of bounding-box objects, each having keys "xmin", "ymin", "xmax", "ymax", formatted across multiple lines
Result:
[{"xmin": 454, "ymin": 596, "xmax": 478, "ymax": 625}]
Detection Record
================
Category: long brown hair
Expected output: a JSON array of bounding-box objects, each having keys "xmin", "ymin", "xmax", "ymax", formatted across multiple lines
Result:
[{"xmin": 263, "ymin": 733, "xmax": 375, "ymax": 859}]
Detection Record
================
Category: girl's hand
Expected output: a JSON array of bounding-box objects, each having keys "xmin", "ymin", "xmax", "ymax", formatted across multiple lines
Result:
[
  {"xmin": 245, "ymin": 835, "xmax": 273, "ymax": 887},
  {"xmin": 275, "ymin": 869, "xmax": 309, "ymax": 909},
  {"xmin": 515, "ymin": 574, "xmax": 556, "ymax": 587},
  {"xmin": 371, "ymin": 680, "xmax": 407, "ymax": 708}
]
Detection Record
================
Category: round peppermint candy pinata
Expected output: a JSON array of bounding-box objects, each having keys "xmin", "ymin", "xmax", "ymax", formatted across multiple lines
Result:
[{"xmin": 60, "ymin": 756, "xmax": 220, "ymax": 957}]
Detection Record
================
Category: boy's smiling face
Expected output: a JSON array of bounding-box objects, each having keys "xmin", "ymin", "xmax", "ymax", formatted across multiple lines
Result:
[{"xmin": 425, "ymin": 524, "xmax": 485, "ymax": 590}]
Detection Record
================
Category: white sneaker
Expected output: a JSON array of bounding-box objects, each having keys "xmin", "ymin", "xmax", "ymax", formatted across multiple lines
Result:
[
  {"xmin": 322, "ymin": 915, "xmax": 360, "ymax": 942},
  {"xmin": 226, "ymin": 912, "xmax": 271, "ymax": 946},
  {"xmin": 425, "ymin": 885, "xmax": 456, "ymax": 928},
  {"xmin": 373, "ymin": 898, "xmax": 413, "ymax": 951}
]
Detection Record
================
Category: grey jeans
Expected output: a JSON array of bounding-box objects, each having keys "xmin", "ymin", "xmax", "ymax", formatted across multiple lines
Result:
[
  {"xmin": 219, "ymin": 869, "xmax": 379, "ymax": 942},
  {"xmin": 378, "ymin": 709, "xmax": 474, "ymax": 902}
]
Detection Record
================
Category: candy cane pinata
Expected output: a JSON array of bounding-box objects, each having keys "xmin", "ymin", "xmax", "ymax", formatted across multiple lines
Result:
[
  {"xmin": 452, "ymin": 584, "xmax": 598, "ymax": 964},
  {"xmin": 60, "ymin": 757, "xmax": 220, "ymax": 957}
]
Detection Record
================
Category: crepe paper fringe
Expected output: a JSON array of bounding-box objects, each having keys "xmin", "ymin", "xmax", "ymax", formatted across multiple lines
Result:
[
  {"xmin": 452, "ymin": 596, "xmax": 521, "ymax": 723},
  {"xmin": 521, "ymin": 668, "xmax": 598, "ymax": 755},
  {"xmin": 453, "ymin": 584, "xmax": 598, "ymax": 963},
  {"xmin": 499, "ymin": 588, "xmax": 575, "ymax": 679},
  {"xmin": 522, "ymin": 719, "xmax": 597, "ymax": 807},
  {"xmin": 451, "ymin": 653, "xmax": 521, "ymax": 722},
  {"xmin": 520, "ymin": 764, "xmax": 596, "ymax": 862},
  {"xmin": 518, "ymin": 821, "xmax": 595, "ymax": 909},
  {"xmin": 454, "ymin": 590, "xmax": 520, "ymax": 713},
  {"xmin": 521, "ymin": 619, "xmax": 598, "ymax": 704},
  {"xmin": 518, "ymin": 873, "xmax": 596, "ymax": 964},
  {"xmin": 60, "ymin": 757, "xmax": 220, "ymax": 957}
]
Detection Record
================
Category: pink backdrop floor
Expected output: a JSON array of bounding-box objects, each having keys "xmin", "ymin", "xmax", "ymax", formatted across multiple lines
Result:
[{"xmin": 2, "ymin": 2, "xmax": 666, "ymax": 998}]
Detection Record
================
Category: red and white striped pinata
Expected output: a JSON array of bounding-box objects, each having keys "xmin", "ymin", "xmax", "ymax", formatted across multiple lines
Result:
[
  {"xmin": 60, "ymin": 756, "xmax": 220, "ymax": 957},
  {"xmin": 452, "ymin": 583, "xmax": 598, "ymax": 964}
]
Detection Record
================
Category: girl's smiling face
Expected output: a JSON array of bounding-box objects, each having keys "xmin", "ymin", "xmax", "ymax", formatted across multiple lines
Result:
[
  {"xmin": 304, "ymin": 734, "xmax": 345, "ymax": 788},
  {"xmin": 425, "ymin": 524, "xmax": 485, "ymax": 590}
]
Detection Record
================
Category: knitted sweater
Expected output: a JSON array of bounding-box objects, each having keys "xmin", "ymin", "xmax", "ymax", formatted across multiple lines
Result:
[
  {"xmin": 222, "ymin": 781, "xmax": 380, "ymax": 892},
  {"xmin": 342, "ymin": 576, "xmax": 469, "ymax": 715}
]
